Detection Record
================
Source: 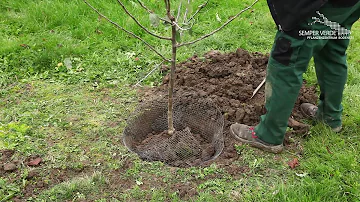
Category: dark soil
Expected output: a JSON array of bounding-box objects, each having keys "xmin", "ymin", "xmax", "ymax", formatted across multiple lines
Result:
[
  {"xmin": 138, "ymin": 48, "xmax": 318, "ymax": 167},
  {"xmin": 135, "ymin": 128, "xmax": 216, "ymax": 167}
]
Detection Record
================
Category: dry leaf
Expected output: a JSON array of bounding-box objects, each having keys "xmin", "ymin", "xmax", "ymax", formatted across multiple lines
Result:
[
  {"xmin": 287, "ymin": 158, "xmax": 299, "ymax": 169},
  {"xmin": 20, "ymin": 44, "xmax": 29, "ymax": 48},
  {"xmin": 27, "ymin": 157, "xmax": 42, "ymax": 166}
]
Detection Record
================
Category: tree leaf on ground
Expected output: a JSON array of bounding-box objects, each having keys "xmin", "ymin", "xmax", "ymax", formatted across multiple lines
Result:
[
  {"xmin": 287, "ymin": 158, "xmax": 299, "ymax": 169},
  {"xmin": 27, "ymin": 157, "xmax": 42, "ymax": 166}
]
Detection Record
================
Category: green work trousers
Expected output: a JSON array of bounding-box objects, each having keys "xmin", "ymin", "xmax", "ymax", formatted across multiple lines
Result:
[{"xmin": 255, "ymin": 2, "xmax": 360, "ymax": 145}]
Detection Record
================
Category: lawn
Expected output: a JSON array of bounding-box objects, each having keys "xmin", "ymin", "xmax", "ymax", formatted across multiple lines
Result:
[{"xmin": 1, "ymin": 0, "xmax": 359, "ymax": 201}]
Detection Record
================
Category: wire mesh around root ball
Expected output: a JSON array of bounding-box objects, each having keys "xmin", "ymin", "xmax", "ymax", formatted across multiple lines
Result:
[{"xmin": 123, "ymin": 96, "xmax": 224, "ymax": 167}]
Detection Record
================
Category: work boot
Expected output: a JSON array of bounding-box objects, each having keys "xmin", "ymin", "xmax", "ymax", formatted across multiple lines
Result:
[
  {"xmin": 300, "ymin": 103, "xmax": 318, "ymax": 118},
  {"xmin": 300, "ymin": 103, "xmax": 342, "ymax": 132},
  {"xmin": 230, "ymin": 123, "xmax": 283, "ymax": 154}
]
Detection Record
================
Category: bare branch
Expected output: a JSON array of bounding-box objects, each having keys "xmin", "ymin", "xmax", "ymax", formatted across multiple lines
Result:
[
  {"xmin": 164, "ymin": 0, "xmax": 171, "ymax": 17},
  {"xmin": 173, "ymin": 22, "xmax": 191, "ymax": 31},
  {"xmin": 117, "ymin": 0, "xmax": 171, "ymax": 40},
  {"xmin": 178, "ymin": 0, "xmax": 259, "ymax": 47},
  {"xmin": 136, "ymin": 0, "xmax": 152, "ymax": 12},
  {"xmin": 136, "ymin": 0, "xmax": 171, "ymax": 23},
  {"xmin": 83, "ymin": 0, "xmax": 169, "ymax": 62},
  {"xmin": 187, "ymin": 0, "xmax": 209, "ymax": 22},
  {"xmin": 134, "ymin": 60, "xmax": 165, "ymax": 87},
  {"xmin": 183, "ymin": 0, "xmax": 191, "ymax": 23},
  {"xmin": 176, "ymin": 1, "xmax": 182, "ymax": 22}
]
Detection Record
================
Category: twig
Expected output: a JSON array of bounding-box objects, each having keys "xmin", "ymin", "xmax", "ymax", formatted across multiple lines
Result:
[
  {"xmin": 117, "ymin": 0, "xmax": 171, "ymax": 40},
  {"xmin": 177, "ymin": 0, "xmax": 259, "ymax": 47},
  {"xmin": 136, "ymin": 0, "xmax": 171, "ymax": 23},
  {"xmin": 183, "ymin": 0, "xmax": 191, "ymax": 23},
  {"xmin": 164, "ymin": 0, "xmax": 170, "ymax": 17},
  {"xmin": 173, "ymin": 22, "xmax": 191, "ymax": 31},
  {"xmin": 251, "ymin": 77, "xmax": 265, "ymax": 99},
  {"xmin": 83, "ymin": 0, "xmax": 169, "ymax": 62},
  {"xmin": 134, "ymin": 61, "xmax": 165, "ymax": 86},
  {"xmin": 176, "ymin": 1, "xmax": 182, "ymax": 22},
  {"xmin": 136, "ymin": 0, "xmax": 151, "ymax": 12},
  {"xmin": 187, "ymin": 0, "xmax": 209, "ymax": 22}
]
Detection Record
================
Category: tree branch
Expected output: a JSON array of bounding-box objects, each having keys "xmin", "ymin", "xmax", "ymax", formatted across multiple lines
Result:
[
  {"xmin": 173, "ymin": 22, "xmax": 191, "ymax": 31},
  {"xmin": 134, "ymin": 60, "xmax": 165, "ymax": 87},
  {"xmin": 177, "ymin": 0, "xmax": 259, "ymax": 47},
  {"xmin": 117, "ymin": 0, "xmax": 171, "ymax": 40},
  {"xmin": 164, "ymin": 0, "xmax": 170, "ymax": 17},
  {"xmin": 136, "ymin": 0, "xmax": 171, "ymax": 23},
  {"xmin": 176, "ymin": 1, "xmax": 182, "ymax": 22},
  {"xmin": 187, "ymin": 0, "xmax": 209, "ymax": 23},
  {"xmin": 183, "ymin": 0, "xmax": 190, "ymax": 23},
  {"xmin": 83, "ymin": 0, "xmax": 170, "ymax": 62}
]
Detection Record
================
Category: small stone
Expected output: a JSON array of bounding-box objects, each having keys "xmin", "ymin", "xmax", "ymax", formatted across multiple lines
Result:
[{"xmin": 4, "ymin": 163, "xmax": 17, "ymax": 171}]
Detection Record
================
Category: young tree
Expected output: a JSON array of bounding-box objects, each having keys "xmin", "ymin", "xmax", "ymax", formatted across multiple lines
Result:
[{"xmin": 84, "ymin": 0, "xmax": 258, "ymax": 135}]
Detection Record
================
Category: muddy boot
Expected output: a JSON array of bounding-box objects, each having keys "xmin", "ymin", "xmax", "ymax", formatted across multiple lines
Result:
[
  {"xmin": 300, "ymin": 103, "xmax": 342, "ymax": 132},
  {"xmin": 300, "ymin": 103, "xmax": 318, "ymax": 118},
  {"xmin": 230, "ymin": 123, "xmax": 283, "ymax": 154}
]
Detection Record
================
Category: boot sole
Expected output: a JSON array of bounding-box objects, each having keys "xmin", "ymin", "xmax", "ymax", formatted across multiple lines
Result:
[{"xmin": 230, "ymin": 125, "xmax": 283, "ymax": 154}]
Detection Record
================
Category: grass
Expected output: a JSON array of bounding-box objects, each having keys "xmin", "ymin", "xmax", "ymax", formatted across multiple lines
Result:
[{"xmin": 1, "ymin": 0, "xmax": 360, "ymax": 201}]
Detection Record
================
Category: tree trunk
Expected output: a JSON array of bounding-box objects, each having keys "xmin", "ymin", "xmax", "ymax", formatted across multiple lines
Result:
[{"xmin": 167, "ymin": 16, "xmax": 177, "ymax": 135}]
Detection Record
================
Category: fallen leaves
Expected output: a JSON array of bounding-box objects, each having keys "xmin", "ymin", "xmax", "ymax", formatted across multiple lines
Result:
[
  {"xmin": 27, "ymin": 157, "xmax": 42, "ymax": 166},
  {"xmin": 287, "ymin": 158, "xmax": 299, "ymax": 169},
  {"xmin": 20, "ymin": 44, "xmax": 29, "ymax": 48}
]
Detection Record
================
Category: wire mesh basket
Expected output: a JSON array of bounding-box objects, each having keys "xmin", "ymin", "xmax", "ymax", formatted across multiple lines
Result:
[{"xmin": 123, "ymin": 96, "xmax": 224, "ymax": 167}]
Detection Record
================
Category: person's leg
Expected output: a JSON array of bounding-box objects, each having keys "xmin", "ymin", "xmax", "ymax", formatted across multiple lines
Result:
[
  {"xmin": 255, "ymin": 2, "xmax": 360, "ymax": 145},
  {"xmin": 313, "ymin": 40, "xmax": 349, "ymax": 129},
  {"xmin": 231, "ymin": 2, "xmax": 360, "ymax": 152},
  {"xmin": 253, "ymin": 32, "xmax": 315, "ymax": 145},
  {"xmin": 231, "ymin": 32, "xmax": 320, "ymax": 153},
  {"xmin": 311, "ymin": 3, "xmax": 360, "ymax": 128}
]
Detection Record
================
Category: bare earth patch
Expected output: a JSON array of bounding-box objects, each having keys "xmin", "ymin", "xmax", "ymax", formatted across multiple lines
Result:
[{"xmin": 139, "ymin": 48, "xmax": 317, "ymax": 166}]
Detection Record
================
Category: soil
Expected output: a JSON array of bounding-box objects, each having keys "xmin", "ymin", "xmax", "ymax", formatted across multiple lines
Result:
[
  {"xmin": 134, "ymin": 128, "xmax": 216, "ymax": 167},
  {"xmin": 138, "ymin": 48, "xmax": 318, "ymax": 167},
  {"xmin": 0, "ymin": 149, "xmax": 93, "ymax": 201}
]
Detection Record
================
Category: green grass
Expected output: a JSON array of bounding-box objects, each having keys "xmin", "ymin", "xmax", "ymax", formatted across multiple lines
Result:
[{"xmin": 1, "ymin": 0, "xmax": 360, "ymax": 201}]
